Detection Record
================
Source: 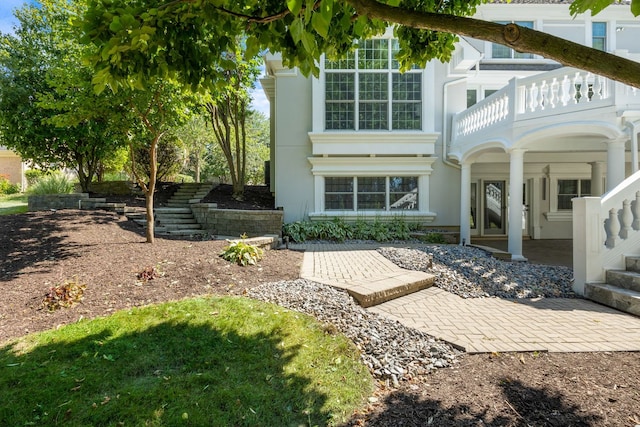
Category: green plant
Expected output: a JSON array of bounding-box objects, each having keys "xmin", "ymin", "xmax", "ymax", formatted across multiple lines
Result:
[
  {"xmin": 283, "ymin": 216, "xmax": 417, "ymax": 243},
  {"xmin": 220, "ymin": 235, "xmax": 264, "ymax": 266},
  {"xmin": 423, "ymin": 232, "xmax": 446, "ymax": 244},
  {"xmin": 41, "ymin": 277, "xmax": 87, "ymax": 311},
  {"xmin": 27, "ymin": 172, "xmax": 75, "ymax": 195},
  {"xmin": 24, "ymin": 169, "xmax": 46, "ymax": 187},
  {"xmin": 0, "ymin": 175, "xmax": 19, "ymax": 195}
]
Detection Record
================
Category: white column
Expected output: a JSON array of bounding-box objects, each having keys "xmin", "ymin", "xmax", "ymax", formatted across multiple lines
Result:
[
  {"xmin": 459, "ymin": 162, "xmax": 471, "ymax": 245},
  {"xmin": 508, "ymin": 149, "xmax": 527, "ymax": 261},
  {"xmin": 606, "ymin": 137, "xmax": 627, "ymax": 192},
  {"xmin": 589, "ymin": 161, "xmax": 604, "ymax": 196}
]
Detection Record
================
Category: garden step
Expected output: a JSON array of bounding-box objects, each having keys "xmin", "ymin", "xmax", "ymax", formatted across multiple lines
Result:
[
  {"xmin": 585, "ymin": 283, "xmax": 640, "ymax": 317},
  {"xmin": 605, "ymin": 270, "xmax": 640, "ymax": 293},
  {"xmin": 347, "ymin": 272, "xmax": 437, "ymax": 308},
  {"xmin": 155, "ymin": 207, "xmax": 192, "ymax": 214},
  {"xmin": 626, "ymin": 256, "xmax": 640, "ymax": 273},
  {"xmin": 155, "ymin": 223, "xmax": 201, "ymax": 230},
  {"xmin": 157, "ymin": 228, "xmax": 208, "ymax": 236},
  {"xmin": 155, "ymin": 219, "xmax": 199, "ymax": 226},
  {"xmin": 155, "ymin": 213, "xmax": 195, "ymax": 220}
]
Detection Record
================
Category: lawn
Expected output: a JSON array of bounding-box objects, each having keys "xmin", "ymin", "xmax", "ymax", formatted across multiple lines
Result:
[
  {"xmin": 0, "ymin": 297, "xmax": 373, "ymax": 426},
  {"xmin": 0, "ymin": 193, "xmax": 27, "ymax": 215}
]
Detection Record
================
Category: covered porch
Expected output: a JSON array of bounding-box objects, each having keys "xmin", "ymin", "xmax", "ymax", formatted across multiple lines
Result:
[{"xmin": 449, "ymin": 66, "xmax": 640, "ymax": 263}]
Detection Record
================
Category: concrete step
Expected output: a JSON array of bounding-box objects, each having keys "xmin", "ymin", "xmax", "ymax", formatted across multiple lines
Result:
[
  {"xmin": 627, "ymin": 256, "xmax": 640, "ymax": 273},
  {"xmin": 606, "ymin": 270, "xmax": 640, "ymax": 293},
  {"xmin": 166, "ymin": 202, "xmax": 191, "ymax": 207},
  {"xmin": 155, "ymin": 213, "xmax": 195, "ymax": 220},
  {"xmin": 156, "ymin": 223, "xmax": 202, "ymax": 230},
  {"xmin": 155, "ymin": 207, "xmax": 192, "ymax": 214},
  {"xmin": 346, "ymin": 272, "xmax": 437, "ymax": 308},
  {"xmin": 585, "ymin": 283, "xmax": 640, "ymax": 317},
  {"xmin": 156, "ymin": 219, "xmax": 199, "ymax": 226},
  {"xmin": 157, "ymin": 228, "xmax": 208, "ymax": 236}
]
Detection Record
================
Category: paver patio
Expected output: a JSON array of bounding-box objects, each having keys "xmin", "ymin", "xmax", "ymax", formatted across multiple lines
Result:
[{"xmin": 294, "ymin": 243, "xmax": 640, "ymax": 353}]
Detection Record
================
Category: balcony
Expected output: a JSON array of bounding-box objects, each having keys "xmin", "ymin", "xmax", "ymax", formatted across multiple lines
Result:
[{"xmin": 449, "ymin": 67, "xmax": 640, "ymax": 157}]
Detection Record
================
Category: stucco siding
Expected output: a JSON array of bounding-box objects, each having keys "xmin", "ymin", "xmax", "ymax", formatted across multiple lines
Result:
[{"xmin": 273, "ymin": 72, "xmax": 314, "ymax": 222}]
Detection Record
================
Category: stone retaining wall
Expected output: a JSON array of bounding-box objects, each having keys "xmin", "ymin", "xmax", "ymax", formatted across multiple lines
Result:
[
  {"xmin": 191, "ymin": 203, "xmax": 283, "ymax": 237},
  {"xmin": 28, "ymin": 193, "xmax": 89, "ymax": 211},
  {"xmin": 87, "ymin": 181, "xmax": 135, "ymax": 195}
]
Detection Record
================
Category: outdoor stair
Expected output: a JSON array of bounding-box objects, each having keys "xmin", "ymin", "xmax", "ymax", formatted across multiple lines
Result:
[
  {"xmin": 80, "ymin": 197, "xmax": 127, "ymax": 214},
  {"xmin": 585, "ymin": 256, "xmax": 640, "ymax": 317},
  {"xmin": 126, "ymin": 182, "xmax": 215, "ymax": 237}
]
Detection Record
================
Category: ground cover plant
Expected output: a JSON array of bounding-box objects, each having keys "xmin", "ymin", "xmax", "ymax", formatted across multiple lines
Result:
[{"xmin": 0, "ymin": 297, "xmax": 373, "ymax": 426}]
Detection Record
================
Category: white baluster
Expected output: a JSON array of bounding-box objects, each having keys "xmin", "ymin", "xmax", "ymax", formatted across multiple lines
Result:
[
  {"xmin": 570, "ymin": 72, "xmax": 579, "ymax": 104},
  {"xmin": 538, "ymin": 80, "xmax": 547, "ymax": 110},
  {"xmin": 549, "ymin": 77, "xmax": 558, "ymax": 108},
  {"xmin": 633, "ymin": 191, "xmax": 640, "ymax": 230},
  {"xmin": 593, "ymin": 75, "xmax": 603, "ymax": 101},
  {"xmin": 605, "ymin": 207, "xmax": 620, "ymax": 248},
  {"xmin": 529, "ymin": 83, "xmax": 538, "ymax": 112},
  {"xmin": 560, "ymin": 75, "xmax": 571, "ymax": 106},
  {"xmin": 621, "ymin": 199, "xmax": 632, "ymax": 239},
  {"xmin": 579, "ymin": 73, "xmax": 590, "ymax": 103}
]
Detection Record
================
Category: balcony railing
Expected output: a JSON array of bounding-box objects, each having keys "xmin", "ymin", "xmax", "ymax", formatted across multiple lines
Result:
[{"xmin": 451, "ymin": 67, "xmax": 640, "ymax": 146}]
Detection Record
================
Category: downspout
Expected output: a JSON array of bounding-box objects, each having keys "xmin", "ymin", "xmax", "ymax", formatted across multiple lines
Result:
[{"xmin": 625, "ymin": 120, "xmax": 639, "ymax": 174}]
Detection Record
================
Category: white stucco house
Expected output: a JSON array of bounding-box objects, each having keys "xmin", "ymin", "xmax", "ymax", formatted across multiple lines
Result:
[{"xmin": 261, "ymin": 1, "xmax": 640, "ymax": 299}]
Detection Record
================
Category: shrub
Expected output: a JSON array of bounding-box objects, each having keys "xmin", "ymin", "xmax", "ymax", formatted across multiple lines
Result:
[
  {"xmin": 41, "ymin": 278, "xmax": 86, "ymax": 311},
  {"xmin": 25, "ymin": 169, "xmax": 46, "ymax": 187},
  {"xmin": 282, "ymin": 216, "xmax": 419, "ymax": 243},
  {"xmin": 220, "ymin": 236, "xmax": 264, "ymax": 266},
  {"xmin": 0, "ymin": 174, "xmax": 20, "ymax": 195},
  {"xmin": 27, "ymin": 172, "xmax": 75, "ymax": 195}
]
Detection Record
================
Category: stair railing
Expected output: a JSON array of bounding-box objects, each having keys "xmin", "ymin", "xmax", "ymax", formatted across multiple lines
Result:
[{"xmin": 573, "ymin": 170, "xmax": 640, "ymax": 294}]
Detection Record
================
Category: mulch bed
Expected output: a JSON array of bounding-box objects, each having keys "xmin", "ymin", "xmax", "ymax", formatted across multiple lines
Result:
[{"xmin": 1, "ymin": 184, "xmax": 639, "ymax": 426}]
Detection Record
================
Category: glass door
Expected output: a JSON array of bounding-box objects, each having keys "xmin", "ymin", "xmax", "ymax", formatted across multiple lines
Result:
[{"xmin": 483, "ymin": 180, "xmax": 506, "ymax": 235}]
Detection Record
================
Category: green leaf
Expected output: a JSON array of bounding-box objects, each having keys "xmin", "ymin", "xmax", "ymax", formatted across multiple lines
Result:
[
  {"xmin": 286, "ymin": 0, "xmax": 303, "ymax": 15},
  {"xmin": 108, "ymin": 17, "xmax": 122, "ymax": 32},
  {"xmin": 245, "ymin": 36, "xmax": 259, "ymax": 58},
  {"xmin": 632, "ymin": 0, "xmax": 640, "ymax": 16},
  {"xmin": 311, "ymin": 12, "xmax": 329, "ymax": 39},
  {"xmin": 290, "ymin": 18, "xmax": 304, "ymax": 45}
]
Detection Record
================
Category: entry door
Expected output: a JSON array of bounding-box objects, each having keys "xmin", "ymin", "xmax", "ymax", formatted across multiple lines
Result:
[{"xmin": 483, "ymin": 180, "xmax": 506, "ymax": 235}]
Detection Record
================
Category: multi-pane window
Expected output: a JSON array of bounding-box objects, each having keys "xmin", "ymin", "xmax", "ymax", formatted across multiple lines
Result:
[
  {"xmin": 557, "ymin": 179, "xmax": 591, "ymax": 210},
  {"xmin": 324, "ymin": 39, "xmax": 422, "ymax": 130},
  {"xmin": 325, "ymin": 176, "xmax": 418, "ymax": 211},
  {"xmin": 325, "ymin": 177, "xmax": 354, "ymax": 210},
  {"xmin": 592, "ymin": 22, "xmax": 607, "ymax": 51},
  {"xmin": 492, "ymin": 21, "xmax": 534, "ymax": 59}
]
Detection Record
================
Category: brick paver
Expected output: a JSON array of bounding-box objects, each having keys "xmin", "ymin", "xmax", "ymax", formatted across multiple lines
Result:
[{"xmin": 293, "ymin": 243, "xmax": 640, "ymax": 353}]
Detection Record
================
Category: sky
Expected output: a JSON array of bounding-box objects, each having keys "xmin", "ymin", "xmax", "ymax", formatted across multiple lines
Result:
[{"xmin": 0, "ymin": 0, "xmax": 270, "ymax": 116}]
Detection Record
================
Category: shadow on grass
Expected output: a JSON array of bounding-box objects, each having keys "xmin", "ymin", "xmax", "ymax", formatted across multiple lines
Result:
[
  {"xmin": 0, "ymin": 210, "xmax": 130, "ymax": 282},
  {"xmin": 343, "ymin": 380, "xmax": 602, "ymax": 426},
  {"xmin": 0, "ymin": 319, "xmax": 331, "ymax": 425}
]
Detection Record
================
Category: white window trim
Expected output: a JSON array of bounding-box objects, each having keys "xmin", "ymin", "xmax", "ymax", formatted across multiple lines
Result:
[{"xmin": 307, "ymin": 156, "xmax": 437, "ymax": 222}]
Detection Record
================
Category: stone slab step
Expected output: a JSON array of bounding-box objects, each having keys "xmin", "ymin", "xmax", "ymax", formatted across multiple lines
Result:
[
  {"xmin": 606, "ymin": 270, "xmax": 640, "ymax": 293},
  {"xmin": 627, "ymin": 256, "xmax": 640, "ymax": 273},
  {"xmin": 469, "ymin": 244, "xmax": 512, "ymax": 261},
  {"xmin": 585, "ymin": 283, "xmax": 640, "ymax": 317},
  {"xmin": 155, "ymin": 213, "xmax": 195, "ymax": 219},
  {"xmin": 158, "ymin": 229, "xmax": 208, "ymax": 236},
  {"xmin": 155, "ymin": 207, "xmax": 192, "ymax": 214},
  {"xmin": 156, "ymin": 223, "xmax": 201, "ymax": 230},
  {"xmin": 345, "ymin": 272, "xmax": 437, "ymax": 308},
  {"xmin": 226, "ymin": 235, "xmax": 280, "ymax": 250}
]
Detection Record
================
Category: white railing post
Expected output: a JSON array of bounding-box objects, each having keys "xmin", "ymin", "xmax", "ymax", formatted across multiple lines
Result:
[{"xmin": 572, "ymin": 196, "xmax": 604, "ymax": 295}]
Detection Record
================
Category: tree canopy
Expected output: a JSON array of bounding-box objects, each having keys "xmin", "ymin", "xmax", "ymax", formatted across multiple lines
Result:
[
  {"xmin": 0, "ymin": 0, "xmax": 129, "ymax": 191},
  {"xmin": 80, "ymin": 0, "xmax": 640, "ymax": 92}
]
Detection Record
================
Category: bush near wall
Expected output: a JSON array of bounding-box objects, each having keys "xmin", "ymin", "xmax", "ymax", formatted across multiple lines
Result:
[{"xmin": 0, "ymin": 174, "xmax": 20, "ymax": 195}]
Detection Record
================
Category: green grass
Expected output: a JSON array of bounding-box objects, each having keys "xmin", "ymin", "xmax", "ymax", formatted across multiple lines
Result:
[
  {"xmin": 0, "ymin": 297, "xmax": 373, "ymax": 426},
  {"xmin": 0, "ymin": 193, "xmax": 27, "ymax": 215}
]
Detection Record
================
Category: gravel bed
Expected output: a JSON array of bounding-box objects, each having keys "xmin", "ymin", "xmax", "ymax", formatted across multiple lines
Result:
[
  {"xmin": 378, "ymin": 245, "xmax": 576, "ymax": 299},
  {"xmin": 248, "ymin": 279, "xmax": 460, "ymax": 384}
]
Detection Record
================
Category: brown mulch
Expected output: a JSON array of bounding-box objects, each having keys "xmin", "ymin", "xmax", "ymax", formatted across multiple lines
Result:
[{"xmin": 1, "ymin": 187, "xmax": 639, "ymax": 426}]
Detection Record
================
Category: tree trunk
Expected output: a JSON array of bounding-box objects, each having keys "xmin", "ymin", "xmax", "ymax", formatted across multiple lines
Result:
[{"xmin": 144, "ymin": 134, "xmax": 159, "ymax": 243}]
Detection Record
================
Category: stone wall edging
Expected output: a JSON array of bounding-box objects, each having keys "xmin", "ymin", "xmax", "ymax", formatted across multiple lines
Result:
[{"xmin": 191, "ymin": 203, "xmax": 283, "ymax": 238}]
